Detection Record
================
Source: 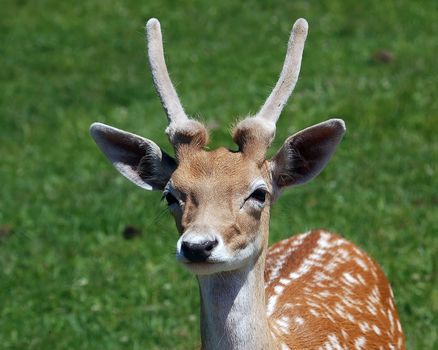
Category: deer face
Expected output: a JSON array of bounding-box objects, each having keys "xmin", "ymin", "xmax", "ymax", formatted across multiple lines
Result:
[
  {"xmin": 167, "ymin": 147, "xmax": 272, "ymax": 274},
  {"xmin": 90, "ymin": 18, "xmax": 346, "ymax": 275}
]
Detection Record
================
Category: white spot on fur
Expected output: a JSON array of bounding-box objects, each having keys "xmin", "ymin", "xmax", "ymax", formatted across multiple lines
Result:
[
  {"xmin": 275, "ymin": 318, "xmax": 289, "ymax": 333},
  {"xmin": 305, "ymin": 299, "xmax": 320, "ymax": 308},
  {"xmin": 325, "ymin": 259, "xmax": 340, "ymax": 273},
  {"xmin": 334, "ymin": 303, "xmax": 346, "ymax": 319},
  {"xmin": 280, "ymin": 316, "xmax": 289, "ymax": 323},
  {"xmin": 283, "ymin": 302, "xmax": 294, "ymax": 310},
  {"xmin": 366, "ymin": 302, "xmax": 377, "ymax": 315},
  {"xmin": 342, "ymin": 296, "xmax": 358, "ymax": 308},
  {"xmin": 372, "ymin": 324, "xmax": 381, "ymax": 335},
  {"xmin": 309, "ymin": 308, "xmax": 320, "ymax": 317},
  {"xmin": 352, "ymin": 246, "xmax": 365, "ymax": 257},
  {"xmin": 354, "ymin": 257, "xmax": 369, "ymax": 271},
  {"xmin": 343, "ymin": 272, "xmax": 359, "ymax": 285},
  {"xmin": 325, "ymin": 312, "xmax": 336, "ymax": 323},
  {"xmin": 370, "ymin": 286, "xmax": 380, "ymax": 303},
  {"xmin": 319, "ymin": 290, "xmax": 331, "ymax": 298},
  {"xmin": 389, "ymin": 286, "xmax": 395, "ymax": 299},
  {"xmin": 274, "ymin": 285, "xmax": 285, "ymax": 294},
  {"xmin": 341, "ymin": 329, "xmax": 349, "ymax": 340},
  {"xmin": 267, "ymin": 294, "xmax": 279, "ymax": 316},
  {"xmin": 279, "ymin": 278, "xmax": 291, "ymax": 285},
  {"xmin": 267, "ymin": 233, "xmax": 310, "ymax": 284},
  {"xmin": 388, "ymin": 308, "xmax": 395, "ymax": 333},
  {"xmin": 397, "ymin": 337, "xmax": 403, "ymax": 348},
  {"xmin": 322, "ymin": 333, "xmax": 344, "ymax": 350},
  {"xmin": 354, "ymin": 336, "xmax": 366, "ymax": 349},
  {"xmin": 314, "ymin": 271, "xmax": 330, "ymax": 282},
  {"xmin": 294, "ymin": 316, "xmax": 305, "ymax": 325},
  {"xmin": 356, "ymin": 273, "xmax": 366, "ymax": 285},
  {"xmin": 292, "ymin": 232, "xmax": 310, "ymax": 246},
  {"xmin": 359, "ymin": 321, "xmax": 370, "ymax": 332},
  {"xmin": 288, "ymin": 233, "xmax": 332, "ymax": 282},
  {"xmin": 337, "ymin": 248, "xmax": 350, "ymax": 261},
  {"xmin": 396, "ymin": 319, "xmax": 402, "ymax": 332},
  {"xmin": 389, "ymin": 297, "xmax": 395, "ymax": 310}
]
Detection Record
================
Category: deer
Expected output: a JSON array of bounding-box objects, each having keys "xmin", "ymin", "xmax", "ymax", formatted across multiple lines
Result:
[{"xmin": 90, "ymin": 17, "xmax": 405, "ymax": 350}]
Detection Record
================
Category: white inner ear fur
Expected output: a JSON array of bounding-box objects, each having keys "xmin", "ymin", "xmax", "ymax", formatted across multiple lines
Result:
[{"xmin": 90, "ymin": 122, "xmax": 175, "ymax": 191}]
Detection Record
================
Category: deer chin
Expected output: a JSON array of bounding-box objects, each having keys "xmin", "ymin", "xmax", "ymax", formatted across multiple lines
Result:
[
  {"xmin": 178, "ymin": 261, "xmax": 233, "ymax": 275},
  {"xmin": 177, "ymin": 259, "xmax": 250, "ymax": 276}
]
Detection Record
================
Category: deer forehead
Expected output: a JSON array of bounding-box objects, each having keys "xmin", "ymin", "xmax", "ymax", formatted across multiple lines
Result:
[{"xmin": 171, "ymin": 147, "xmax": 271, "ymax": 198}]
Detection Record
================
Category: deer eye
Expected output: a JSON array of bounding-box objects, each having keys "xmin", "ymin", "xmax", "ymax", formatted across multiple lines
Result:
[
  {"xmin": 164, "ymin": 192, "xmax": 179, "ymax": 206},
  {"xmin": 248, "ymin": 189, "xmax": 267, "ymax": 203}
]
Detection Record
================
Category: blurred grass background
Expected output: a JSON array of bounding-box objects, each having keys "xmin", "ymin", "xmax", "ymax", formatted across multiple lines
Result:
[{"xmin": 0, "ymin": 0, "xmax": 437, "ymax": 349}]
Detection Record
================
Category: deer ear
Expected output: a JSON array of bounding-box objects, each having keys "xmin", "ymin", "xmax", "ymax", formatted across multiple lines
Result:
[
  {"xmin": 90, "ymin": 122, "xmax": 176, "ymax": 190},
  {"xmin": 270, "ymin": 119, "xmax": 346, "ymax": 189}
]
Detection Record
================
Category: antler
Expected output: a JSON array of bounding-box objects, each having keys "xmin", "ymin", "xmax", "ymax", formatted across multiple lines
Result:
[
  {"xmin": 256, "ymin": 18, "xmax": 308, "ymax": 124},
  {"xmin": 232, "ymin": 18, "xmax": 308, "ymax": 159},
  {"xmin": 146, "ymin": 18, "xmax": 208, "ymax": 150},
  {"xmin": 146, "ymin": 18, "xmax": 306, "ymax": 154},
  {"xmin": 146, "ymin": 18, "xmax": 187, "ymax": 124}
]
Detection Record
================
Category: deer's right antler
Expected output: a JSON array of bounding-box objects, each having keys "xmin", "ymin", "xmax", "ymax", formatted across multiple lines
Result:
[{"xmin": 146, "ymin": 19, "xmax": 208, "ymax": 151}]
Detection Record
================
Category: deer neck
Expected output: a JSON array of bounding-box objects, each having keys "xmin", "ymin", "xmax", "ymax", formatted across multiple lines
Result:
[{"xmin": 197, "ymin": 242, "xmax": 275, "ymax": 349}]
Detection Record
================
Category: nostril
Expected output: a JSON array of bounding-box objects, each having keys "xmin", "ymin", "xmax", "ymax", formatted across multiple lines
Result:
[
  {"xmin": 181, "ymin": 240, "xmax": 190, "ymax": 252},
  {"xmin": 205, "ymin": 239, "xmax": 218, "ymax": 252},
  {"xmin": 181, "ymin": 239, "xmax": 218, "ymax": 263}
]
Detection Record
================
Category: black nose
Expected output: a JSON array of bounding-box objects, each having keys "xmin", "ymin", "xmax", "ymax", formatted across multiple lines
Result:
[{"xmin": 181, "ymin": 239, "xmax": 218, "ymax": 262}]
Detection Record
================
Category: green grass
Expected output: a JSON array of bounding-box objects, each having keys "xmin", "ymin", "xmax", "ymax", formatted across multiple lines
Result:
[{"xmin": 1, "ymin": 0, "xmax": 437, "ymax": 349}]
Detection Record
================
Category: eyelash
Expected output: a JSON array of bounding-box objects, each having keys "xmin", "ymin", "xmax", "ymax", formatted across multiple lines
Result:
[
  {"xmin": 162, "ymin": 191, "xmax": 179, "ymax": 206},
  {"xmin": 248, "ymin": 189, "xmax": 267, "ymax": 203}
]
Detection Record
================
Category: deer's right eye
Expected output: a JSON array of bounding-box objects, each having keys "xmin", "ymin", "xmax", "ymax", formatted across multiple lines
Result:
[{"xmin": 165, "ymin": 192, "xmax": 179, "ymax": 206}]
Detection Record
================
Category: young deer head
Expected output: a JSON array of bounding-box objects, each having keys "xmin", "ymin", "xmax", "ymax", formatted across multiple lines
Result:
[
  {"xmin": 91, "ymin": 18, "xmax": 405, "ymax": 350},
  {"xmin": 90, "ymin": 18, "xmax": 345, "ymax": 277}
]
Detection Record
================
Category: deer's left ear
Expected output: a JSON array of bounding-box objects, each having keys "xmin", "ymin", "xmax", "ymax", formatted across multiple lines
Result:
[{"xmin": 270, "ymin": 119, "xmax": 346, "ymax": 189}]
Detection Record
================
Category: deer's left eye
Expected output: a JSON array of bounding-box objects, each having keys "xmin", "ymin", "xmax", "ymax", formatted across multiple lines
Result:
[{"xmin": 248, "ymin": 189, "xmax": 267, "ymax": 204}]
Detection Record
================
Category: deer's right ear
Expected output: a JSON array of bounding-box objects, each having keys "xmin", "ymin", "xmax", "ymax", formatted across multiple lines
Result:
[{"xmin": 90, "ymin": 123, "xmax": 176, "ymax": 191}]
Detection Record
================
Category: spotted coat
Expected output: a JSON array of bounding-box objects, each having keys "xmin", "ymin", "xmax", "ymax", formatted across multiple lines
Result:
[{"xmin": 265, "ymin": 230, "xmax": 405, "ymax": 350}]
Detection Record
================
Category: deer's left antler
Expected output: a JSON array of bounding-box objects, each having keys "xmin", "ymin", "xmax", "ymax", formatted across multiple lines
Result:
[{"xmin": 232, "ymin": 19, "xmax": 308, "ymax": 160}]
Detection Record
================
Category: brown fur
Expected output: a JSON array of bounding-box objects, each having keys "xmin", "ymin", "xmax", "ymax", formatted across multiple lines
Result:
[
  {"xmin": 232, "ymin": 118, "xmax": 275, "ymax": 163},
  {"xmin": 171, "ymin": 121, "xmax": 209, "ymax": 154}
]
